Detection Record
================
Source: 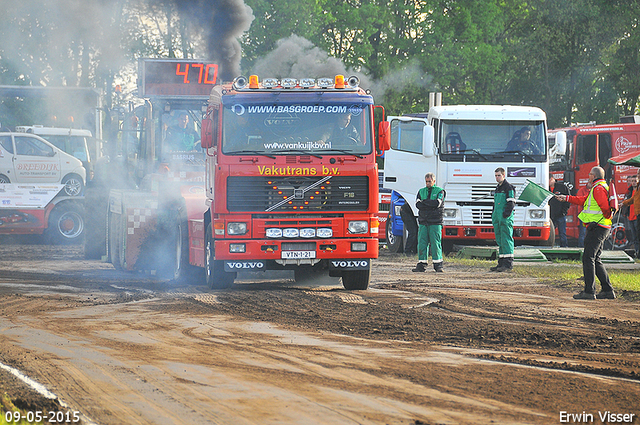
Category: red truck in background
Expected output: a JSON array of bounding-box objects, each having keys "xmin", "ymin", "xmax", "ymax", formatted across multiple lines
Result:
[
  {"xmin": 200, "ymin": 75, "xmax": 386, "ymax": 289},
  {"xmin": 0, "ymin": 184, "xmax": 84, "ymax": 244},
  {"xmin": 548, "ymin": 115, "xmax": 640, "ymax": 249}
]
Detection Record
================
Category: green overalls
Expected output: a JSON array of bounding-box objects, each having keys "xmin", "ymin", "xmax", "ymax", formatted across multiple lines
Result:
[
  {"xmin": 492, "ymin": 180, "xmax": 516, "ymax": 263},
  {"xmin": 416, "ymin": 185, "xmax": 445, "ymax": 266}
]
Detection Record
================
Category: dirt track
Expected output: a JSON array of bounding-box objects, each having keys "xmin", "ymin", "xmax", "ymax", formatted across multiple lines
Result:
[{"xmin": 0, "ymin": 240, "xmax": 639, "ymax": 425}]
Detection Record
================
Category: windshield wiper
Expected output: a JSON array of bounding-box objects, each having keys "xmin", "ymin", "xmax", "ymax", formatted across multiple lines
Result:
[
  {"xmin": 273, "ymin": 149, "xmax": 323, "ymax": 159},
  {"xmin": 320, "ymin": 149, "xmax": 364, "ymax": 159},
  {"xmin": 226, "ymin": 149, "xmax": 276, "ymax": 159},
  {"xmin": 455, "ymin": 149, "xmax": 488, "ymax": 160},
  {"xmin": 500, "ymin": 150, "xmax": 536, "ymax": 161}
]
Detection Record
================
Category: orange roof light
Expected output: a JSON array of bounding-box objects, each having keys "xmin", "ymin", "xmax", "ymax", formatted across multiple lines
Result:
[
  {"xmin": 334, "ymin": 75, "xmax": 345, "ymax": 89},
  {"xmin": 249, "ymin": 75, "xmax": 259, "ymax": 89}
]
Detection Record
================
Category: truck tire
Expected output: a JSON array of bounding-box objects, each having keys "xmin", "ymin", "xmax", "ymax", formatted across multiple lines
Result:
[
  {"xmin": 541, "ymin": 221, "xmax": 555, "ymax": 247},
  {"xmin": 341, "ymin": 269, "xmax": 370, "ymax": 290},
  {"xmin": 83, "ymin": 185, "xmax": 108, "ymax": 259},
  {"xmin": 0, "ymin": 175, "xmax": 10, "ymax": 183},
  {"xmin": 45, "ymin": 203, "xmax": 85, "ymax": 245},
  {"xmin": 205, "ymin": 223, "xmax": 235, "ymax": 289},
  {"xmin": 61, "ymin": 174, "xmax": 84, "ymax": 197},
  {"xmin": 386, "ymin": 219, "xmax": 404, "ymax": 253},
  {"xmin": 158, "ymin": 218, "xmax": 189, "ymax": 281},
  {"xmin": 108, "ymin": 210, "xmax": 124, "ymax": 270}
]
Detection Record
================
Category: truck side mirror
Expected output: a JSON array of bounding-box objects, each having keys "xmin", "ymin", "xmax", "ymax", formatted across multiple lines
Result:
[
  {"xmin": 555, "ymin": 131, "xmax": 567, "ymax": 156},
  {"xmin": 201, "ymin": 106, "xmax": 218, "ymax": 149},
  {"xmin": 377, "ymin": 121, "xmax": 390, "ymax": 152},
  {"xmin": 422, "ymin": 125, "xmax": 435, "ymax": 158}
]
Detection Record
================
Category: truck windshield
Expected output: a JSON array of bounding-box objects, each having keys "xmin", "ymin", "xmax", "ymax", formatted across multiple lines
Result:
[
  {"xmin": 159, "ymin": 108, "xmax": 205, "ymax": 166},
  {"xmin": 440, "ymin": 120, "xmax": 546, "ymax": 162},
  {"xmin": 221, "ymin": 103, "xmax": 372, "ymax": 156}
]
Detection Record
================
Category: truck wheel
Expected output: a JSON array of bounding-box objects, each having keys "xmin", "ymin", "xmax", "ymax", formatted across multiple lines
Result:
[
  {"xmin": 45, "ymin": 203, "xmax": 85, "ymax": 244},
  {"xmin": 0, "ymin": 175, "xmax": 10, "ymax": 183},
  {"xmin": 205, "ymin": 223, "xmax": 235, "ymax": 289},
  {"xmin": 341, "ymin": 269, "xmax": 370, "ymax": 290},
  {"xmin": 61, "ymin": 174, "xmax": 84, "ymax": 197},
  {"xmin": 159, "ymin": 219, "xmax": 189, "ymax": 281},
  {"xmin": 605, "ymin": 217, "xmax": 629, "ymax": 250},
  {"xmin": 541, "ymin": 221, "xmax": 555, "ymax": 246},
  {"xmin": 108, "ymin": 210, "xmax": 124, "ymax": 270},
  {"xmin": 83, "ymin": 185, "xmax": 108, "ymax": 259},
  {"xmin": 386, "ymin": 219, "xmax": 404, "ymax": 253}
]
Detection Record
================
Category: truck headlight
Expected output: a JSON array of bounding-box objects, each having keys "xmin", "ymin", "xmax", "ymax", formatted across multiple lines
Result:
[
  {"xmin": 299, "ymin": 228, "xmax": 316, "ymax": 238},
  {"xmin": 283, "ymin": 228, "xmax": 299, "ymax": 238},
  {"xmin": 227, "ymin": 222, "xmax": 248, "ymax": 235},
  {"xmin": 229, "ymin": 243, "xmax": 246, "ymax": 253},
  {"xmin": 444, "ymin": 208, "xmax": 457, "ymax": 218},
  {"xmin": 266, "ymin": 228, "xmax": 282, "ymax": 238},
  {"xmin": 317, "ymin": 228, "xmax": 333, "ymax": 238},
  {"xmin": 348, "ymin": 221, "xmax": 368, "ymax": 234},
  {"xmin": 529, "ymin": 210, "xmax": 545, "ymax": 219}
]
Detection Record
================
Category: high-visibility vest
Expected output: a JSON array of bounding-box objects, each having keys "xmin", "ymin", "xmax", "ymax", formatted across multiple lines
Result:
[{"xmin": 578, "ymin": 180, "xmax": 612, "ymax": 226}]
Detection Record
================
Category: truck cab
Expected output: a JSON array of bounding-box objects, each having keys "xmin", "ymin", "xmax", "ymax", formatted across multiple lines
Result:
[{"xmin": 383, "ymin": 105, "xmax": 554, "ymax": 252}]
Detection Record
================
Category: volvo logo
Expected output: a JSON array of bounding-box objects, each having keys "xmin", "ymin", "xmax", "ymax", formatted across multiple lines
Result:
[
  {"xmin": 331, "ymin": 260, "xmax": 369, "ymax": 268},
  {"xmin": 225, "ymin": 261, "xmax": 265, "ymax": 269}
]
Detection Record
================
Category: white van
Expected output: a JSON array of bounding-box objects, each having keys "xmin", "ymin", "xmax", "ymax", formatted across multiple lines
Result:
[
  {"xmin": 0, "ymin": 132, "xmax": 86, "ymax": 196},
  {"xmin": 15, "ymin": 126, "xmax": 94, "ymax": 180}
]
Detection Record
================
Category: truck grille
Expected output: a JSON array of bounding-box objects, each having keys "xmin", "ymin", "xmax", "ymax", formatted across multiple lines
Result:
[{"xmin": 227, "ymin": 176, "xmax": 369, "ymax": 212}]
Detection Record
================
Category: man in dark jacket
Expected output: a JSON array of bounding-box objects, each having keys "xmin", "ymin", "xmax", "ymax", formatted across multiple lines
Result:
[
  {"xmin": 412, "ymin": 172, "xmax": 446, "ymax": 272},
  {"xmin": 491, "ymin": 167, "xmax": 516, "ymax": 272},
  {"xmin": 549, "ymin": 175, "xmax": 571, "ymax": 247}
]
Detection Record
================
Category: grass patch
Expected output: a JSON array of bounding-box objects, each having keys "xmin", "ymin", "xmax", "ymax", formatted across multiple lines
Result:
[{"xmin": 447, "ymin": 255, "xmax": 640, "ymax": 293}]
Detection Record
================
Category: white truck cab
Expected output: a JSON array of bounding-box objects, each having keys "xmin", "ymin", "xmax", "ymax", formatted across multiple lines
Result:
[{"xmin": 0, "ymin": 132, "xmax": 86, "ymax": 196}]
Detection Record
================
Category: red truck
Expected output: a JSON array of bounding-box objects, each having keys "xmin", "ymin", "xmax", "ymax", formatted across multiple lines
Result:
[
  {"xmin": 104, "ymin": 63, "xmax": 386, "ymax": 290},
  {"xmin": 199, "ymin": 75, "xmax": 385, "ymax": 289},
  {"xmin": 549, "ymin": 116, "xmax": 640, "ymax": 248}
]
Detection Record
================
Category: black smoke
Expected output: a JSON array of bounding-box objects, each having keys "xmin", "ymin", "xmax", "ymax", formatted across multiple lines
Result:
[{"xmin": 172, "ymin": 0, "xmax": 254, "ymax": 81}]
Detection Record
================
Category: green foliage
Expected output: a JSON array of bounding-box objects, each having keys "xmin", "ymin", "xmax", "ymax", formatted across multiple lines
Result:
[{"xmin": 1, "ymin": 0, "xmax": 640, "ymax": 127}]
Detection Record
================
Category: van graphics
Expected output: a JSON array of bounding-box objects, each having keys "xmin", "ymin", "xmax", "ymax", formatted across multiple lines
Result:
[
  {"xmin": 224, "ymin": 261, "xmax": 266, "ymax": 271},
  {"xmin": 329, "ymin": 259, "xmax": 370, "ymax": 270}
]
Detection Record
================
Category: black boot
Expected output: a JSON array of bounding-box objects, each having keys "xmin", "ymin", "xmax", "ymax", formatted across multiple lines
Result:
[
  {"xmin": 412, "ymin": 262, "xmax": 426, "ymax": 272},
  {"xmin": 434, "ymin": 262, "xmax": 444, "ymax": 273},
  {"xmin": 496, "ymin": 257, "xmax": 513, "ymax": 272},
  {"xmin": 490, "ymin": 258, "xmax": 503, "ymax": 272}
]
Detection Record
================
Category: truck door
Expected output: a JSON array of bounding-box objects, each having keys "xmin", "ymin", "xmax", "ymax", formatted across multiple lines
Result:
[
  {"xmin": 383, "ymin": 117, "xmax": 437, "ymax": 211},
  {"xmin": 12, "ymin": 135, "xmax": 62, "ymax": 184}
]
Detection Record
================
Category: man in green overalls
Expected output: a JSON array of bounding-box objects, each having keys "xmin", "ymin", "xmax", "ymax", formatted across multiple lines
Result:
[
  {"xmin": 491, "ymin": 167, "xmax": 516, "ymax": 272},
  {"xmin": 412, "ymin": 172, "xmax": 446, "ymax": 272}
]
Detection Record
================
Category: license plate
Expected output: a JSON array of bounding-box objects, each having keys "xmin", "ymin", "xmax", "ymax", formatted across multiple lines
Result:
[{"xmin": 281, "ymin": 251, "xmax": 316, "ymax": 259}]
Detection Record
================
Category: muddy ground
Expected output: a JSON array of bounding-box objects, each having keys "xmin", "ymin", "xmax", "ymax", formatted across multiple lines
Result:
[{"xmin": 0, "ymin": 238, "xmax": 639, "ymax": 424}]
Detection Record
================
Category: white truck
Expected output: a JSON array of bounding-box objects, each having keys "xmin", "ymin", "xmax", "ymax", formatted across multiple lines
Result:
[{"xmin": 382, "ymin": 102, "xmax": 557, "ymax": 252}]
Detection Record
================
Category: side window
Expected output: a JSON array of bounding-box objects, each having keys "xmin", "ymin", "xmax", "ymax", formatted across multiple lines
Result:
[
  {"xmin": 576, "ymin": 134, "xmax": 596, "ymax": 165},
  {"xmin": 15, "ymin": 136, "xmax": 54, "ymax": 157},
  {"xmin": 0, "ymin": 136, "xmax": 13, "ymax": 154},
  {"xmin": 390, "ymin": 120, "xmax": 424, "ymax": 154}
]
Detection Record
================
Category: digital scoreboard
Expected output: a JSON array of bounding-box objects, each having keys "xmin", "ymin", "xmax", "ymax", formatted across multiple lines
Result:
[{"xmin": 138, "ymin": 59, "xmax": 218, "ymax": 97}]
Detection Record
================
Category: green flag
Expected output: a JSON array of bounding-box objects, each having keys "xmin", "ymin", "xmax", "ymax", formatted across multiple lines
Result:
[{"xmin": 517, "ymin": 179, "xmax": 554, "ymax": 208}]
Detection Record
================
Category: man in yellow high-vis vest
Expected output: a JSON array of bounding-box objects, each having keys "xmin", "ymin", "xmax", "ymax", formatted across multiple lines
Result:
[{"xmin": 556, "ymin": 166, "xmax": 616, "ymax": 300}]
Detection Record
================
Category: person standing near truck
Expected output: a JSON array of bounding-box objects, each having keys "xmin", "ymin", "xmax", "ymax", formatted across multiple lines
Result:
[
  {"xmin": 556, "ymin": 166, "xmax": 615, "ymax": 300},
  {"xmin": 491, "ymin": 167, "xmax": 516, "ymax": 272},
  {"xmin": 412, "ymin": 172, "xmax": 445, "ymax": 272}
]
